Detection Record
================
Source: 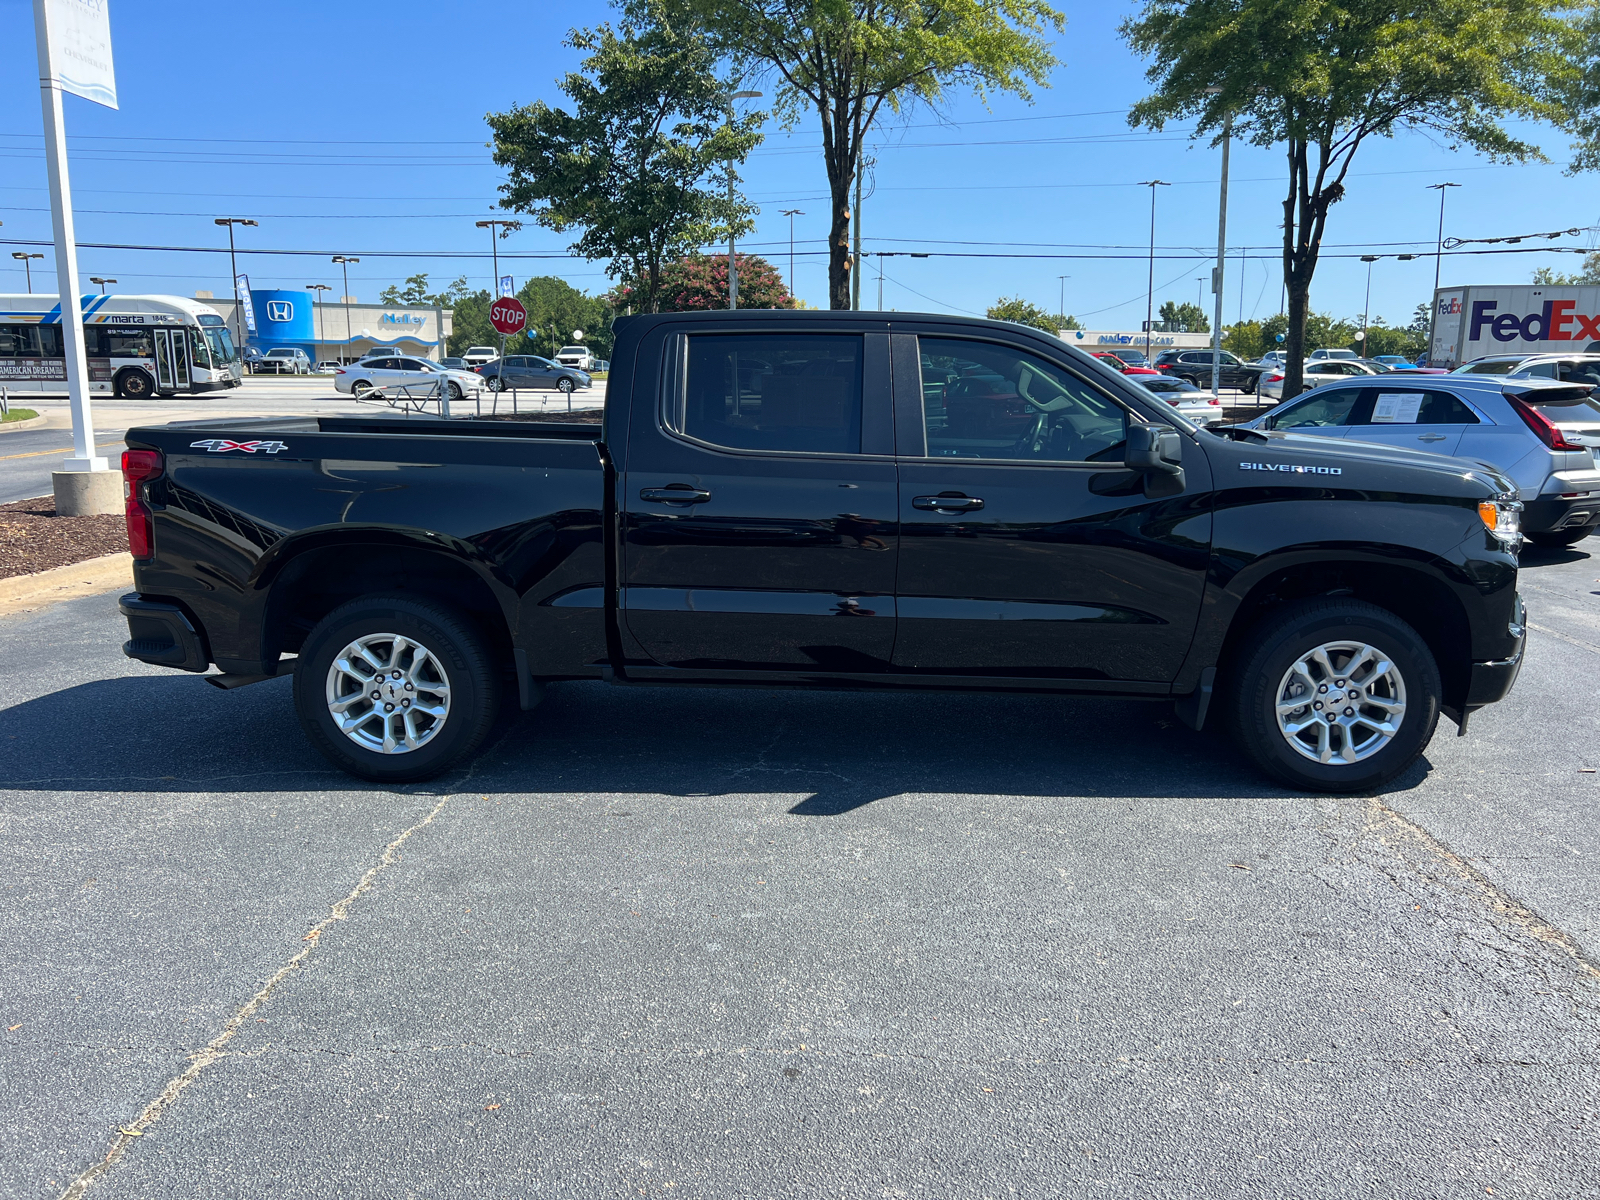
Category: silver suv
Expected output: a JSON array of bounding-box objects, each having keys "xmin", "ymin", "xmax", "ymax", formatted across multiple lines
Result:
[
  {"xmin": 1453, "ymin": 353, "xmax": 1600, "ymax": 384},
  {"xmin": 1246, "ymin": 374, "xmax": 1600, "ymax": 547}
]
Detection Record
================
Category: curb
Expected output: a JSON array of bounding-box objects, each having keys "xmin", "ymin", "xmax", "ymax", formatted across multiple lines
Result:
[
  {"xmin": 0, "ymin": 553, "xmax": 133, "ymax": 619},
  {"xmin": 0, "ymin": 414, "xmax": 50, "ymax": 434}
]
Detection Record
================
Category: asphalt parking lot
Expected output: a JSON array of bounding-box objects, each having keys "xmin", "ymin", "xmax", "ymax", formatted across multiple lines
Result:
[{"xmin": 1, "ymin": 539, "xmax": 1597, "ymax": 1198}]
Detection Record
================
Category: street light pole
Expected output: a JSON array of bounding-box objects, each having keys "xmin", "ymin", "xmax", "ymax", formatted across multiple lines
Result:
[
  {"xmin": 12, "ymin": 252, "xmax": 43, "ymax": 294},
  {"xmin": 215, "ymin": 217, "xmax": 258, "ymax": 359},
  {"xmin": 332, "ymin": 256, "xmax": 358, "ymax": 363},
  {"xmin": 476, "ymin": 219, "xmax": 519, "ymax": 360},
  {"xmin": 89, "ymin": 276, "xmax": 115, "ymax": 294},
  {"xmin": 1058, "ymin": 275, "xmax": 1069, "ymax": 323},
  {"xmin": 1360, "ymin": 255, "xmax": 1378, "ymax": 347},
  {"xmin": 781, "ymin": 208, "xmax": 804, "ymax": 299},
  {"xmin": 1138, "ymin": 181, "xmax": 1170, "ymax": 364},
  {"xmin": 1424, "ymin": 182, "xmax": 1461, "ymax": 364},
  {"xmin": 307, "ymin": 283, "xmax": 331, "ymax": 362},
  {"xmin": 725, "ymin": 90, "xmax": 763, "ymax": 310}
]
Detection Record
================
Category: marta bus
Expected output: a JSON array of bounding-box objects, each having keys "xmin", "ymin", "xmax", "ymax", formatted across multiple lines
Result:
[{"xmin": 0, "ymin": 294, "xmax": 242, "ymax": 400}]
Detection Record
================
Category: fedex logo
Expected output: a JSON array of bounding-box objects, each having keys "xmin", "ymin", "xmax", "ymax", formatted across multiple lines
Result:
[
  {"xmin": 1469, "ymin": 300, "xmax": 1600, "ymax": 344},
  {"xmin": 1437, "ymin": 296, "xmax": 1462, "ymax": 316}
]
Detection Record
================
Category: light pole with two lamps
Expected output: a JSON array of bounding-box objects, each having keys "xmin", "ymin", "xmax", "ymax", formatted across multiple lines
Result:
[
  {"xmin": 1357, "ymin": 253, "xmax": 1417, "ymax": 353},
  {"xmin": 89, "ymin": 276, "xmax": 115, "ymax": 295},
  {"xmin": 331, "ymin": 256, "xmax": 359, "ymax": 363},
  {"xmin": 476, "ymin": 218, "xmax": 521, "ymax": 359},
  {"xmin": 215, "ymin": 217, "xmax": 258, "ymax": 356},
  {"xmin": 1138, "ymin": 181, "xmax": 1171, "ymax": 364},
  {"xmin": 306, "ymin": 283, "xmax": 332, "ymax": 363},
  {"xmin": 781, "ymin": 207, "xmax": 805, "ymax": 298},
  {"xmin": 13, "ymin": 252, "xmax": 44, "ymax": 294},
  {"xmin": 873, "ymin": 251, "xmax": 929, "ymax": 310}
]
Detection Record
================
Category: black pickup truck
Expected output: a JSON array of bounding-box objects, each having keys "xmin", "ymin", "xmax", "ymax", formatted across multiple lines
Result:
[{"xmin": 117, "ymin": 311, "xmax": 1527, "ymax": 792}]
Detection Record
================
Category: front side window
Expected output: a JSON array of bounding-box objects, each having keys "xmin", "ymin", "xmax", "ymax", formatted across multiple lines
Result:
[
  {"xmin": 679, "ymin": 333, "xmax": 862, "ymax": 455},
  {"xmin": 1266, "ymin": 389, "xmax": 1360, "ymax": 429},
  {"xmin": 188, "ymin": 327, "xmax": 213, "ymax": 369},
  {"xmin": 919, "ymin": 337, "xmax": 1128, "ymax": 463}
]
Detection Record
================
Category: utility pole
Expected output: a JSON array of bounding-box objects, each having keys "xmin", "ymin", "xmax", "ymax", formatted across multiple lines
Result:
[
  {"xmin": 215, "ymin": 218, "xmax": 258, "ymax": 358},
  {"xmin": 307, "ymin": 283, "xmax": 331, "ymax": 362},
  {"xmin": 332, "ymin": 256, "xmax": 358, "ymax": 363},
  {"xmin": 851, "ymin": 119, "xmax": 865, "ymax": 311},
  {"xmin": 1208, "ymin": 103, "xmax": 1232, "ymax": 397},
  {"xmin": 726, "ymin": 90, "xmax": 762, "ymax": 309},
  {"xmin": 12, "ymin": 252, "xmax": 43, "ymax": 294},
  {"xmin": 781, "ymin": 208, "xmax": 804, "ymax": 299},
  {"xmin": 476, "ymin": 219, "xmax": 518, "ymax": 360},
  {"xmin": 1138, "ymin": 181, "xmax": 1170, "ymax": 364},
  {"xmin": 1425, "ymin": 182, "xmax": 1461, "ymax": 365}
]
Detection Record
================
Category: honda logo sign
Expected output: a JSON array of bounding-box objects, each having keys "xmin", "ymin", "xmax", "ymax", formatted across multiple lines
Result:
[{"xmin": 266, "ymin": 300, "xmax": 294, "ymax": 322}]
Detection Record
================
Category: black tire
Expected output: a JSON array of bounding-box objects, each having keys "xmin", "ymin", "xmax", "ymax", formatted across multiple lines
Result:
[
  {"xmin": 1525, "ymin": 526, "xmax": 1595, "ymax": 548},
  {"xmin": 1241, "ymin": 375, "xmax": 1258, "ymax": 395},
  {"xmin": 1228, "ymin": 599, "xmax": 1441, "ymax": 794},
  {"xmin": 116, "ymin": 369, "xmax": 154, "ymax": 400},
  {"xmin": 350, "ymin": 380, "xmax": 372, "ymax": 397},
  {"xmin": 293, "ymin": 596, "xmax": 500, "ymax": 783},
  {"xmin": 486, "ymin": 376, "xmax": 505, "ymax": 393},
  {"xmin": 557, "ymin": 377, "xmax": 575, "ymax": 394},
  {"xmin": 445, "ymin": 381, "xmax": 463, "ymax": 402}
]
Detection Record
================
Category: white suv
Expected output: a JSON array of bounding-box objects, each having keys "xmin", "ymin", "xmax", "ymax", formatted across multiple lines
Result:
[
  {"xmin": 555, "ymin": 345, "xmax": 593, "ymax": 370},
  {"xmin": 461, "ymin": 346, "xmax": 499, "ymax": 368},
  {"xmin": 256, "ymin": 347, "xmax": 312, "ymax": 375}
]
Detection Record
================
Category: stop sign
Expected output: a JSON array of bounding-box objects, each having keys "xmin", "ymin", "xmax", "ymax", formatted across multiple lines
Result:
[{"xmin": 489, "ymin": 297, "xmax": 527, "ymax": 335}]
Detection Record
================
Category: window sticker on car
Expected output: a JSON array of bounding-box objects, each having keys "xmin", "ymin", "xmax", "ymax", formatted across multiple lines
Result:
[{"xmin": 1372, "ymin": 394, "xmax": 1424, "ymax": 424}]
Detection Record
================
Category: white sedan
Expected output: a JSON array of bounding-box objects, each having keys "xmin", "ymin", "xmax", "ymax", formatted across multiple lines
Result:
[
  {"xmin": 1134, "ymin": 375, "xmax": 1227, "ymax": 425},
  {"xmin": 333, "ymin": 355, "xmax": 483, "ymax": 402},
  {"xmin": 1258, "ymin": 359, "xmax": 1378, "ymax": 401}
]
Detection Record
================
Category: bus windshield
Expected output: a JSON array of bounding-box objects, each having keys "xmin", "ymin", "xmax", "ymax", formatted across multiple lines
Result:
[{"xmin": 206, "ymin": 326, "xmax": 238, "ymax": 364}]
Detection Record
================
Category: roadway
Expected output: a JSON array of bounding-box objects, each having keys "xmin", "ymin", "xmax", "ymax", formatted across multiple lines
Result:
[{"xmin": 1, "ymin": 539, "xmax": 1597, "ymax": 1197}]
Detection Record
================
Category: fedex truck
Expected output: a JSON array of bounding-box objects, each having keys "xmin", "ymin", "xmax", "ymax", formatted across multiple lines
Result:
[{"xmin": 1430, "ymin": 284, "xmax": 1600, "ymax": 369}]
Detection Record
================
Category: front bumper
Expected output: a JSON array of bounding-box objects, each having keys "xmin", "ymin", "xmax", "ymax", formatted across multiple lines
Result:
[
  {"xmin": 120, "ymin": 594, "xmax": 210, "ymax": 673},
  {"xmin": 1465, "ymin": 592, "xmax": 1526, "ymax": 710}
]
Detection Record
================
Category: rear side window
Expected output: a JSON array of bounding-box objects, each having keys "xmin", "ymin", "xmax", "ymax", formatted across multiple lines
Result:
[
  {"xmin": 1266, "ymin": 389, "xmax": 1360, "ymax": 429},
  {"xmin": 1510, "ymin": 386, "xmax": 1600, "ymax": 420},
  {"xmin": 678, "ymin": 333, "xmax": 862, "ymax": 455},
  {"xmin": 1358, "ymin": 390, "xmax": 1480, "ymax": 425}
]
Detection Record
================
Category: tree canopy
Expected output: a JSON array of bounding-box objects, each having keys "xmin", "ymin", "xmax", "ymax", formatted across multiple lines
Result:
[
  {"xmin": 1158, "ymin": 300, "xmax": 1209, "ymax": 333},
  {"xmin": 487, "ymin": 7, "xmax": 761, "ymax": 314},
  {"xmin": 652, "ymin": 0, "xmax": 1063, "ymax": 309},
  {"xmin": 610, "ymin": 253, "xmax": 795, "ymax": 312},
  {"xmin": 1124, "ymin": 0, "xmax": 1580, "ymax": 398},
  {"xmin": 986, "ymin": 296, "xmax": 1079, "ymax": 333},
  {"xmin": 380, "ymin": 273, "xmax": 472, "ymax": 308}
]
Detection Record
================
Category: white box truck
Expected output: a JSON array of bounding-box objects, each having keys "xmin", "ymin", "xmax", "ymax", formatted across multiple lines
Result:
[{"xmin": 1430, "ymin": 284, "xmax": 1600, "ymax": 369}]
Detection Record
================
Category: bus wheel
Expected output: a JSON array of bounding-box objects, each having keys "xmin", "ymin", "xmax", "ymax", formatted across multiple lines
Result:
[{"xmin": 116, "ymin": 370, "xmax": 154, "ymax": 400}]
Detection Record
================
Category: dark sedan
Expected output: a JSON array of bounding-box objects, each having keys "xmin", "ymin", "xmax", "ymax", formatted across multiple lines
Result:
[
  {"xmin": 1152, "ymin": 349, "xmax": 1262, "ymax": 393},
  {"xmin": 476, "ymin": 354, "xmax": 592, "ymax": 394}
]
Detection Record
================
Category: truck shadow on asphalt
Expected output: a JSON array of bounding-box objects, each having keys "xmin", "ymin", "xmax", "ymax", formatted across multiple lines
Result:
[{"xmin": 0, "ymin": 672, "xmax": 1435, "ymax": 808}]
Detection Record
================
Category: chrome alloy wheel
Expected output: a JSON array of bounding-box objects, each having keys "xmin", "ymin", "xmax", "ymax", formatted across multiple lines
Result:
[
  {"xmin": 1274, "ymin": 640, "xmax": 1406, "ymax": 766},
  {"xmin": 324, "ymin": 632, "xmax": 451, "ymax": 755}
]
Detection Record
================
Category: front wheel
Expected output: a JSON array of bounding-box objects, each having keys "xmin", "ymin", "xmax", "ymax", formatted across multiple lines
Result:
[
  {"xmin": 1526, "ymin": 526, "xmax": 1595, "ymax": 548},
  {"xmin": 350, "ymin": 380, "xmax": 372, "ymax": 397},
  {"xmin": 486, "ymin": 376, "xmax": 505, "ymax": 393},
  {"xmin": 293, "ymin": 596, "xmax": 500, "ymax": 783},
  {"xmin": 557, "ymin": 377, "xmax": 575, "ymax": 394},
  {"xmin": 445, "ymin": 381, "xmax": 464, "ymax": 402},
  {"xmin": 1229, "ymin": 599, "xmax": 1440, "ymax": 793}
]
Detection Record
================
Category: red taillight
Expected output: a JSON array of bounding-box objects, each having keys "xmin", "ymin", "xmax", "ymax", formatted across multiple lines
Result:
[
  {"xmin": 1506, "ymin": 394, "xmax": 1583, "ymax": 450},
  {"xmin": 1208, "ymin": 398, "xmax": 1221, "ymax": 406},
  {"xmin": 334, "ymin": 368, "xmax": 346, "ymax": 375},
  {"xmin": 121, "ymin": 449, "xmax": 162, "ymax": 559},
  {"xmin": 1266, "ymin": 373, "xmax": 1284, "ymax": 383}
]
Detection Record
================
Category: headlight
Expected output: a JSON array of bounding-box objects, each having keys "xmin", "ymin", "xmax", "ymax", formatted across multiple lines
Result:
[{"xmin": 1478, "ymin": 498, "xmax": 1522, "ymax": 545}]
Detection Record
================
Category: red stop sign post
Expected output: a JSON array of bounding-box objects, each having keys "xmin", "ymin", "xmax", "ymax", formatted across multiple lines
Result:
[{"xmin": 490, "ymin": 297, "xmax": 527, "ymax": 335}]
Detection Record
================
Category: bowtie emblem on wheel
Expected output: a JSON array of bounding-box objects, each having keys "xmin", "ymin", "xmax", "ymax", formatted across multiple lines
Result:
[{"xmin": 189, "ymin": 439, "xmax": 288, "ymax": 454}]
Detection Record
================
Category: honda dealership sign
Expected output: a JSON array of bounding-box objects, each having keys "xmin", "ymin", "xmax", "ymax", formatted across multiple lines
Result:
[{"xmin": 1431, "ymin": 285, "xmax": 1600, "ymax": 368}]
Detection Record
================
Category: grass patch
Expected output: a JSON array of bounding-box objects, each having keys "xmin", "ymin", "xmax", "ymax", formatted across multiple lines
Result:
[
  {"xmin": 1, "ymin": 408, "xmax": 39, "ymax": 423},
  {"xmin": 588, "ymin": 370, "xmax": 608, "ymax": 381}
]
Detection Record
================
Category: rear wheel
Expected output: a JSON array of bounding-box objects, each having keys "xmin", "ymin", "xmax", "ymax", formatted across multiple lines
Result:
[
  {"xmin": 1229, "ymin": 599, "xmax": 1440, "ymax": 793},
  {"xmin": 293, "ymin": 596, "xmax": 500, "ymax": 783},
  {"xmin": 116, "ymin": 369, "xmax": 153, "ymax": 400},
  {"xmin": 486, "ymin": 376, "xmax": 506, "ymax": 393},
  {"xmin": 1526, "ymin": 526, "xmax": 1595, "ymax": 548}
]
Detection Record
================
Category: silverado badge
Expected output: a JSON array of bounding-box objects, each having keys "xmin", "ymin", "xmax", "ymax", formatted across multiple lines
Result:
[{"xmin": 1240, "ymin": 462, "xmax": 1342, "ymax": 475}]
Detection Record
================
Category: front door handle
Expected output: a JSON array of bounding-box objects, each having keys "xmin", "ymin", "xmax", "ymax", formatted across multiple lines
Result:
[
  {"xmin": 1417, "ymin": 433, "xmax": 1447, "ymax": 442},
  {"xmin": 640, "ymin": 486, "xmax": 712, "ymax": 505},
  {"xmin": 913, "ymin": 493, "xmax": 984, "ymax": 512}
]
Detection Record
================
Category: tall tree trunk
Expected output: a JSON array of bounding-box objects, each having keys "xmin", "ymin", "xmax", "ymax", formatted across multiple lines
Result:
[
  {"xmin": 1281, "ymin": 140, "xmax": 1307, "ymax": 400},
  {"xmin": 829, "ymin": 179, "xmax": 852, "ymax": 309}
]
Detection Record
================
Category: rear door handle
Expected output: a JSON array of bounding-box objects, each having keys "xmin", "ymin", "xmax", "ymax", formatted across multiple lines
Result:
[
  {"xmin": 1417, "ymin": 433, "xmax": 1447, "ymax": 442},
  {"xmin": 640, "ymin": 486, "xmax": 712, "ymax": 504},
  {"xmin": 913, "ymin": 494, "xmax": 984, "ymax": 512}
]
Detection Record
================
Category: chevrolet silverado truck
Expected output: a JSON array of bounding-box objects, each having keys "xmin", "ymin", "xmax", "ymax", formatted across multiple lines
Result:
[{"xmin": 116, "ymin": 310, "xmax": 1527, "ymax": 792}]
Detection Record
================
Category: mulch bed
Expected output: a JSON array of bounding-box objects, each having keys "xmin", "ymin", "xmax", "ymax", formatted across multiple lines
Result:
[{"xmin": 0, "ymin": 498, "xmax": 127, "ymax": 581}]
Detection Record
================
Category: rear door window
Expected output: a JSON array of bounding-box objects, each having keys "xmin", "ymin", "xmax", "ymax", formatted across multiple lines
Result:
[
  {"xmin": 677, "ymin": 333, "xmax": 863, "ymax": 455},
  {"xmin": 1352, "ymin": 389, "xmax": 1479, "ymax": 425}
]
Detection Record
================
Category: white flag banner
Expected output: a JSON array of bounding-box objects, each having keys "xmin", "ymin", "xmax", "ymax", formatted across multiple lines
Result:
[
  {"xmin": 43, "ymin": 0, "xmax": 117, "ymax": 109},
  {"xmin": 236, "ymin": 274, "xmax": 257, "ymax": 334}
]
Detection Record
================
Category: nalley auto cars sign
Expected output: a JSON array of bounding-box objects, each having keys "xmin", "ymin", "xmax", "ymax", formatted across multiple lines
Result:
[{"xmin": 490, "ymin": 297, "xmax": 527, "ymax": 336}]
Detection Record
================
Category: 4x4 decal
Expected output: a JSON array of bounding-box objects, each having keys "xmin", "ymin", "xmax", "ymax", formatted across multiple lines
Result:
[{"xmin": 189, "ymin": 439, "xmax": 288, "ymax": 454}]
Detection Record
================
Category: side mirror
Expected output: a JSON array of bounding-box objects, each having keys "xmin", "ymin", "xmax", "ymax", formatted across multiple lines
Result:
[{"xmin": 1125, "ymin": 422, "xmax": 1182, "ymax": 474}]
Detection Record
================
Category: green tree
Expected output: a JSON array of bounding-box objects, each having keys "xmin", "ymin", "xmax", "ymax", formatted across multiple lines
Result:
[
  {"xmin": 611, "ymin": 253, "xmax": 795, "ymax": 313},
  {"xmin": 1123, "ymin": 0, "xmax": 1578, "ymax": 399},
  {"xmin": 654, "ymin": 0, "xmax": 1063, "ymax": 309},
  {"xmin": 487, "ymin": 9, "xmax": 762, "ymax": 314},
  {"xmin": 1359, "ymin": 319, "xmax": 1425, "ymax": 357},
  {"xmin": 381, "ymin": 273, "xmax": 473, "ymax": 308},
  {"xmin": 1222, "ymin": 319, "xmax": 1267, "ymax": 360},
  {"xmin": 1532, "ymin": 252, "xmax": 1600, "ymax": 284},
  {"xmin": 986, "ymin": 296, "xmax": 1079, "ymax": 334},
  {"xmin": 507, "ymin": 276, "xmax": 618, "ymax": 361},
  {"xmin": 446, "ymin": 290, "xmax": 496, "ymax": 357},
  {"xmin": 1158, "ymin": 300, "xmax": 1209, "ymax": 333}
]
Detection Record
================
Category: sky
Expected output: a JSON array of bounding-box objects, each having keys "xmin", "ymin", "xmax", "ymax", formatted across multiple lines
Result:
[{"xmin": 1, "ymin": 0, "xmax": 1597, "ymax": 332}]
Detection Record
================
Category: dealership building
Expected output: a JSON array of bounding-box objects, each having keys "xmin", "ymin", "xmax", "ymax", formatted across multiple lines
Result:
[
  {"xmin": 1058, "ymin": 329, "xmax": 1215, "ymax": 353},
  {"xmin": 197, "ymin": 288, "xmax": 453, "ymax": 363}
]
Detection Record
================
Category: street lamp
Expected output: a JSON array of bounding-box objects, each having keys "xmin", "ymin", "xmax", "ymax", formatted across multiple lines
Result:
[
  {"xmin": 781, "ymin": 208, "xmax": 805, "ymax": 298},
  {"xmin": 1358, "ymin": 253, "xmax": 1417, "ymax": 350},
  {"xmin": 215, "ymin": 218, "xmax": 258, "ymax": 356},
  {"xmin": 873, "ymin": 251, "xmax": 929, "ymax": 311},
  {"xmin": 307, "ymin": 283, "xmax": 332, "ymax": 362},
  {"xmin": 475, "ymin": 219, "xmax": 521, "ymax": 360},
  {"xmin": 1058, "ymin": 275, "xmax": 1071, "ymax": 323},
  {"xmin": 89, "ymin": 276, "xmax": 116, "ymax": 294},
  {"xmin": 1137, "ymin": 181, "xmax": 1171, "ymax": 363},
  {"xmin": 726, "ymin": 90, "xmax": 763, "ymax": 309},
  {"xmin": 1425, "ymin": 182, "xmax": 1461, "ymax": 363},
  {"xmin": 13, "ymin": 252, "xmax": 45, "ymax": 294},
  {"xmin": 331, "ymin": 256, "xmax": 359, "ymax": 362}
]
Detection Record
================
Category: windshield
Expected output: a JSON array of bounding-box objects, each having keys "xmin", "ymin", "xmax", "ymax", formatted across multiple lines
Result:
[
  {"xmin": 206, "ymin": 327, "xmax": 238, "ymax": 363},
  {"xmin": 559, "ymin": 346, "xmax": 585, "ymax": 356}
]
